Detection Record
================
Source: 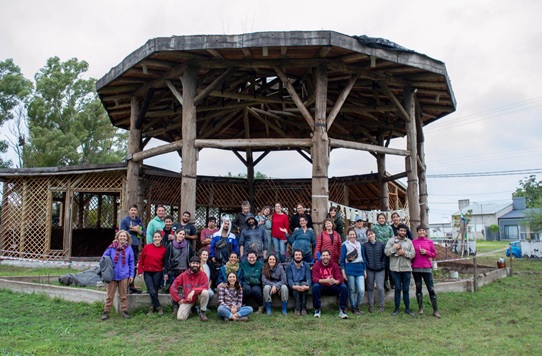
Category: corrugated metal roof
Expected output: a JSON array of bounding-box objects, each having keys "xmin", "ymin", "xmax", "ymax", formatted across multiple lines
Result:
[{"xmin": 452, "ymin": 201, "xmax": 512, "ymax": 216}]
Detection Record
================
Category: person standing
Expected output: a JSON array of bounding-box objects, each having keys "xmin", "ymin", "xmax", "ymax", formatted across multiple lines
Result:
[
  {"xmin": 363, "ymin": 229, "xmax": 386, "ymax": 313},
  {"xmin": 286, "ymin": 216, "xmax": 316, "ymax": 263},
  {"xmin": 373, "ymin": 212, "xmax": 394, "ymax": 291},
  {"xmin": 314, "ymin": 218, "xmax": 342, "ymax": 265},
  {"xmin": 217, "ymin": 272, "xmax": 253, "ymax": 322},
  {"xmin": 256, "ymin": 206, "xmax": 273, "ymax": 250},
  {"xmin": 412, "ymin": 225, "xmax": 441, "ymax": 318},
  {"xmin": 169, "ymin": 256, "xmax": 209, "ymax": 321},
  {"xmin": 271, "ymin": 203, "xmax": 289, "ymax": 263},
  {"xmin": 160, "ymin": 215, "xmax": 176, "ymax": 247},
  {"xmin": 290, "ymin": 203, "xmax": 313, "ymax": 231},
  {"xmin": 210, "ymin": 217, "xmax": 239, "ymax": 267},
  {"xmin": 199, "ymin": 248, "xmax": 217, "ymax": 302},
  {"xmin": 312, "ymin": 250, "xmax": 349, "ymax": 319},
  {"xmin": 173, "ymin": 211, "xmax": 197, "ymax": 250},
  {"xmin": 200, "ymin": 217, "xmax": 218, "ymax": 252},
  {"xmin": 137, "ymin": 231, "xmax": 167, "ymax": 316},
  {"xmin": 119, "ymin": 204, "xmax": 145, "ymax": 294},
  {"xmin": 328, "ymin": 206, "xmax": 344, "ymax": 242},
  {"xmin": 385, "ymin": 223, "xmax": 415, "ymax": 316},
  {"xmin": 233, "ymin": 200, "xmax": 251, "ymax": 235},
  {"xmin": 286, "ymin": 249, "xmax": 312, "ymax": 316},
  {"xmin": 340, "ymin": 228, "xmax": 366, "ymax": 315},
  {"xmin": 391, "ymin": 212, "xmax": 413, "ymax": 240},
  {"xmin": 262, "ymin": 254, "xmax": 289, "ymax": 315},
  {"xmin": 239, "ymin": 214, "xmax": 268, "ymax": 262},
  {"xmin": 146, "ymin": 205, "xmax": 166, "ymax": 243},
  {"xmin": 354, "ymin": 218, "xmax": 368, "ymax": 244},
  {"xmin": 101, "ymin": 230, "xmax": 134, "ymax": 320}
]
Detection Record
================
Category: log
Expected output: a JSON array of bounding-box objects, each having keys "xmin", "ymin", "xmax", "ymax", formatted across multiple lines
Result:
[
  {"xmin": 124, "ymin": 97, "xmax": 142, "ymax": 215},
  {"xmin": 194, "ymin": 67, "xmax": 238, "ymax": 105},
  {"xmin": 274, "ymin": 67, "xmax": 314, "ymax": 129},
  {"xmin": 130, "ymin": 140, "xmax": 183, "ymax": 162},
  {"xmin": 195, "ymin": 138, "xmax": 312, "ymax": 149},
  {"xmin": 329, "ymin": 138, "xmax": 409, "ymax": 156},
  {"xmin": 404, "ymin": 87, "xmax": 421, "ymax": 230},
  {"xmin": 327, "ymin": 74, "xmax": 360, "ymax": 130}
]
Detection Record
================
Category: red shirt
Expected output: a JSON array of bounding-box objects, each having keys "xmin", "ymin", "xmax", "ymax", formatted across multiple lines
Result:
[
  {"xmin": 311, "ymin": 259, "xmax": 343, "ymax": 286},
  {"xmin": 271, "ymin": 212, "xmax": 290, "ymax": 241},
  {"xmin": 170, "ymin": 270, "xmax": 209, "ymax": 303},
  {"xmin": 137, "ymin": 243, "xmax": 166, "ymax": 274},
  {"xmin": 200, "ymin": 228, "xmax": 218, "ymax": 252}
]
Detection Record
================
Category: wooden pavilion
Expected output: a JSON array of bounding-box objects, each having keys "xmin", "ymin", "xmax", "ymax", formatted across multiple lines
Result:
[{"xmin": 96, "ymin": 31, "xmax": 456, "ymax": 233}]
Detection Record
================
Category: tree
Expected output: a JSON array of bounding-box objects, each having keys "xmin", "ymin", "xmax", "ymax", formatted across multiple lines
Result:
[
  {"xmin": 0, "ymin": 59, "xmax": 33, "ymax": 167},
  {"xmin": 513, "ymin": 175, "xmax": 542, "ymax": 208},
  {"xmin": 225, "ymin": 171, "xmax": 268, "ymax": 179},
  {"xmin": 22, "ymin": 57, "xmax": 127, "ymax": 167}
]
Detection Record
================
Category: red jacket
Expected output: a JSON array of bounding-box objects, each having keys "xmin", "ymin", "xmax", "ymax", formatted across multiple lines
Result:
[
  {"xmin": 169, "ymin": 269, "xmax": 209, "ymax": 304},
  {"xmin": 314, "ymin": 230, "xmax": 342, "ymax": 264},
  {"xmin": 311, "ymin": 259, "xmax": 343, "ymax": 286},
  {"xmin": 137, "ymin": 243, "xmax": 166, "ymax": 275},
  {"xmin": 271, "ymin": 212, "xmax": 290, "ymax": 240}
]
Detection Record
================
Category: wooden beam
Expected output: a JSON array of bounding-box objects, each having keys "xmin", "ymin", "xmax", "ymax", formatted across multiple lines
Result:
[
  {"xmin": 199, "ymin": 110, "xmax": 242, "ymax": 139},
  {"xmin": 135, "ymin": 88, "xmax": 155, "ymax": 129},
  {"xmin": 207, "ymin": 90, "xmax": 283, "ymax": 104},
  {"xmin": 327, "ymin": 74, "xmax": 360, "ymax": 130},
  {"xmin": 318, "ymin": 46, "xmax": 332, "ymax": 58},
  {"xmin": 247, "ymin": 107, "xmax": 287, "ymax": 137},
  {"xmin": 194, "ymin": 67, "xmax": 238, "ymax": 105},
  {"xmin": 194, "ymin": 138, "xmax": 312, "ymax": 149},
  {"xmin": 165, "ymin": 80, "xmax": 183, "ymax": 105},
  {"xmin": 207, "ymin": 49, "xmax": 224, "ymax": 59},
  {"xmin": 382, "ymin": 171, "xmax": 408, "ymax": 183},
  {"xmin": 253, "ymin": 150, "xmax": 270, "ymax": 166},
  {"xmin": 130, "ymin": 140, "xmax": 183, "ymax": 162},
  {"xmin": 329, "ymin": 138, "xmax": 409, "ymax": 156},
  {"xmin": 125, "ymin": 97, "xmax": 142, "ymax": 215},
  {"xmin": 404, "ymin": 86, "xmax": 420, "ymax": 231},
  {"xmin": 273, "ymin": 67, "xmax": 314, "ymax": 129},
  {"xmin": 377, "ymin": 81, "xmax": 409, "ymax": 121},
  {"xmin": 232, "ymin": 150, "xmax": 247, "ymax": 166},
  {"xmin": 296, "ymin": 149, "xmax": 312, "ymax": 164}
]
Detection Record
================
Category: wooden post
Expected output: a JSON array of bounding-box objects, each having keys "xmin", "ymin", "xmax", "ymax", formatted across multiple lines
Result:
[
  {"xmin": 404, "ymin": 87, "xmax": 421, "ymax": 231},
  {"xmin": 311, "ymin": 63, "xmax": 329, "ymax": 236},
  {"xmin": 473, "ymin": 257, "xmax": 478, "ymax": 292},
  {"xmin": 180, "ymin": 66, "xmax": 199, "ymax": 220},
  {"xmin": 377, "ymin": 136, "xmax": 388, "ymax": 211},
  {"xmin": 125, "ymin": 97, "xmax": 142, "ymax": 215},
  {"xmin": 244, "ymin": 108, "xmax": 255, "ymax": 207},
  {"xmin": 416, "ymin": 110, "xmax": 429, "ymax": 228}
]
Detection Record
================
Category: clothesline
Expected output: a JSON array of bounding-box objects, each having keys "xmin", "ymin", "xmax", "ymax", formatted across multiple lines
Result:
[{"xmin": 328, "ymin": 201, "xmax": 409, "ymax": 225}]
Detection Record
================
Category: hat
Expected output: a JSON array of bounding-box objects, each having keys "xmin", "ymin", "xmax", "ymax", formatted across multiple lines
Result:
[
  {"xmin": 355, "ymin": 217, "xmax": 363, "ymax": 222},
  {"xmin": 190, "ymin": 256, "xmax": 201, "ymax": 263}
]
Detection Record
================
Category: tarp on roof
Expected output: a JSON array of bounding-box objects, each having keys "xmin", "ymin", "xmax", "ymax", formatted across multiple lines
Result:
[{"xmin": 353, "ymin": 35, "xmax": 415, "ymax": 53}]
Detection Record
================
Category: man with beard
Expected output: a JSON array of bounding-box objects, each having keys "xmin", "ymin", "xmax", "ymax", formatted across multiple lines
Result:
[
  {"xmin": 173, "ymin": 211, "xmax": 197, "ymax": 249},
  {"xmin": 210, "ymin": 217, "xmax": 239, "ymax": 266},
  {"xmin": 311, "ymin": 249, "xmax": 349, "ymax": 319},
  {"xmin": 240, "ymin": 251, "xmax": 264, "ymax": 314},
  {"xmin": 146, "ymin": 205, "xmax": 166, "ymax": 243},
  {"xmin": 239, "ymin": 214, "xmax": 268, "ymax": 262},
  {"xmin": 385, "ymin": 223, "xmax": 415, "ymax": 316},
  {"xmin": 286, "ymin": 249, "xmax": 312, "ymax": 316},
  {"xmin": 169, "ymin": 256, "xmax": 209, "ymax": 321},
  {"xmin": 120, "ymin": 204, "xmax": 146, "ymax": 294},
  {"xmin": 160, "ymin": 215, "xmax": 176, "ymax": 247}
]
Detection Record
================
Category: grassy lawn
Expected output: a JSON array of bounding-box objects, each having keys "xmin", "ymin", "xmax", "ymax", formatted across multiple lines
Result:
[{"xmin": 1, "ymin": 243, "xmax": 541, "ymax": 355}]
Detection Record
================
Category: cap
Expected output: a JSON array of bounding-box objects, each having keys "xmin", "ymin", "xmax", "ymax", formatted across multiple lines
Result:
[{"xmin": 190, "ymin": 256, "xmax": 201, "ymax": 263}]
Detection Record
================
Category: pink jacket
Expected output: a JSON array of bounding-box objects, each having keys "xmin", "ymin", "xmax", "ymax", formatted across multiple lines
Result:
[{"xmin": 412, "ymin": 237, "xmax": 437, "ymax": 269}]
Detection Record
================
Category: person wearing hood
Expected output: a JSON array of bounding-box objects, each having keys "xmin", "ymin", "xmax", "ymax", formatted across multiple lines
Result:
[
  {"xmin": 146, "ymin": 205, "xmax": 166, "ymax": 243},
  {"xmin": 239, "ymin": 213, "xmax": 268, "ymax": 262},
  {"xmin": 271, "ymin": 203, "xmax": 289, "ymax": 263},
  {"xmin": 210, "ymin": 217, "xmax": 239, "ymax": 267}
]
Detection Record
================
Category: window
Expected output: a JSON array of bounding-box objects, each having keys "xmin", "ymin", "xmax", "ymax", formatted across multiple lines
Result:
[{"xmin": 504, "ymin": 225, "xmax": 519, "ymax": 240}]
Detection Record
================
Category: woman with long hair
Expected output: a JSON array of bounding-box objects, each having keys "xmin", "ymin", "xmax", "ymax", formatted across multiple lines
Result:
[
  {"xmin": 217, "ymin": 272, "xmax": 253, "ymax": 322},
  {"xmin": 101, "ymin": 230, "xmax": 134, "ymax": 320},
  {"xmin": 217, "ymin": 251, "xmax": 242, "ymax": 286},
  {"xmin": 287, "ymin": 216, "xmax": 316, "ymax": 263},
  {"xmin": 314, "ymin": 218, "xmax": 342, "ymax": 264},
  {"xmin": 137, "ymin": 231, "xmax": 167, "ymax": 316},
  {"xmin": 328, "ymin": 206, "xmax": 344, "ymax": 242},
  {"xmin": 271, "ymin": 203, "xmax": 289, "ymax": 263},
  {"xmin": 199, "ymin": 248, "xmax": 217, "ymax": 302},
  {"xmin": 340, "ymin": 228, "xmax": 366, "ymax": 315},
  {"xmin": 256, "ymin": 206, "xmax": 272, "ymax": 253},
  {"xmin": 262, "ymin": 254, "xmax": 289, "ymax": 315},
  {"xmin": 372, "ymin": 212, "xmax": 394, "ymax": 291}
]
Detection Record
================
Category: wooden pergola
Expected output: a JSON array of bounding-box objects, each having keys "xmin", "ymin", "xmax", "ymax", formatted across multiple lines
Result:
[{"xmin": 96, "ymin": 31, "xmax": 456, "ymax": 232}]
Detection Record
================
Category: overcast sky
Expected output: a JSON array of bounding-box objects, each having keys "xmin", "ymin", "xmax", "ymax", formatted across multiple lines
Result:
[{"xmin": 1, "ymin": 0, "xmax": 541, "ymax": 224}]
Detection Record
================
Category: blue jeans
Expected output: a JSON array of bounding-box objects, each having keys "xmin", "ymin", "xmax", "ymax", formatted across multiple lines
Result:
[
  {"xmin": 312, "ymin": 283, "xmax": 348, "ymax": 311},
  {"xmin": 143, "ymin": 271, "xmax": 163, "ymax": 308},
  {"xmin": 217, "ymin": 305, "xmax": 253, "ymax": 319},
  {"xmin": 347, "ymin": 274, "xmax": 365, "ymax": 308},
  {"xmin": 272, "ymin": 237, "xmax": 286, "ymax": 263},
  {"xmin": 391, "ymin": 271, "xmax": 411, "ymax": 310}
]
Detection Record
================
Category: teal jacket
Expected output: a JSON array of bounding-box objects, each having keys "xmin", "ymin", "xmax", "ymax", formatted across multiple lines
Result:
[{"xmin": 240, "ymin": 260, "xmax": 263, "ymax": 286}]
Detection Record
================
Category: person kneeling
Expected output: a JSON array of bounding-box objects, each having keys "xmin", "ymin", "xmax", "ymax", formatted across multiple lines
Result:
[
  {"xmin": 217, "ymin": 272, "xmax": 253, "ymax": 322},
  {"xmin": 169, "ymin": 256, "xmax": 209, "ymax": 321}
]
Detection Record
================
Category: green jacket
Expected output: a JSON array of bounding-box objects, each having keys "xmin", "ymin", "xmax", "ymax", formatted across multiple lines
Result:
[
  {"xmin": 146, "ymin": 216, "xmax": 165, "ymax": 243},
  {"xmin": 372, "ymin": 223, "xmax": 394, "ymax": 244},
  {"xmin": 384, "ymin": 237, "xmax": 415, "ymax": 272},
  {"xmin": 240, "ymin": 260, "xmax": 263, "ymax": 286}
]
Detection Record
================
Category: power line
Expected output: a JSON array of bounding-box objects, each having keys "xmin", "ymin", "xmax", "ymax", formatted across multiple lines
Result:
[{"xmin": 427, "ymin": 168, "xmax": 542, "ymax": 178}]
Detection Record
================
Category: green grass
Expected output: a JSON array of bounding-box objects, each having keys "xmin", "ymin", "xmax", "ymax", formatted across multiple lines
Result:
[
  {"xmin": 0, "ymin": 265, "xmax": 73, "ymax": 277},
  {"xmin": 1, "ymin": 244, "xmax": 540, "ymax": 355}
]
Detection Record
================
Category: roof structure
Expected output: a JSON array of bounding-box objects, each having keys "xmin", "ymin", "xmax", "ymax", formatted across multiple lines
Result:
[
  {"xmin": 452, "ymin": 202, "xmax": 512, "ymax": 216},
  {"xmin": 96, "ymin": 31, "xmax": 456, "ymax": 147}
]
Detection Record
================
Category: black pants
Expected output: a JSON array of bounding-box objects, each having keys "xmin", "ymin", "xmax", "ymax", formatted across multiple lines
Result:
[
  {"xmin": 144, "ymin": 271, "xmax": 163, "ymax": 308},
  {"xmin": 413, "ymin": 272, "xmax": 436, "ymax": 299},
  {"xmin": 131, "ymin": 245, "xmax": 140, "ymax": 282},
  {"xmin": 242, "ymin": 284, "xmax": 263, "ymax": 307}
]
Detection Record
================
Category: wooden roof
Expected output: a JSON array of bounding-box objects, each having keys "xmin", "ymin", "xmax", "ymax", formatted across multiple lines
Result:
[{"xmin": 96, "ymin": 31, "xmax": 456, "ymax": 149}]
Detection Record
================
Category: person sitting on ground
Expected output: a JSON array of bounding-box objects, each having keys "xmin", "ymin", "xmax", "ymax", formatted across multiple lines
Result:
[
  {"xmin": 340, "ymin": 228, "xmax": 366, "ymax": 315},
  {"xmin": 199, "ymin": 248, "xmax": 217, "ymax": 302},
  {"xmin": 101, "ymin": 230, "xmax": 134, "ymax": 321},
  {"xmin": 314, "ymin": 218, "xmax": 342, "ymax": 265},
  {"xmin": 311, "ymin": 249, "xmax": 349, "ymax": 319},
  {"xmin": 385, "ymin": 223, "xmax": 415, "ymax": 316},
  {"xmin": 286, "ymin": 216, "xmax": 316, "ymax": 263},
  {"xmin": 164, "ymin": 229, "xmax": 194, "ymax": 315},
  {"xmin": 262, "ymin": 254, "xmax": 289, "ymax": 315},
  {"xmin": 240, "ymin": 251, "xmax": 264, "ymax": 314},
  {"xmin": 286, "ymin": 249, "xmax": 312, "ymax": 316},
  {"xmin": 200, "ymin": 216, "xmax": 218, "ymax": 252},
  {"xmin": 217, "ymin": 272, "xmax": 253, "ymax": 322},
  {"xmin": 363, "ymin": 229, "xmax": 386, "ymax": 313},
  {"xmin": 210, "ymin": 217, "xmax": 239, "ymax": 267},
  {"xmin": 169, "ymin": 256, "xmax": 209, "ymax": 321},
  {"xmin": 217, "ymin": 251, "xmax": 242, "ymax": 286},
  {"xmin": 412, "ymin": 225, "xmax": 440, "ymax": 318},
  {"xmin": 137, "ymin": 231, "xmax": 167, "ymax": 316},
  {"xmin": 239, "ymin": 213, "xmax": 268, "ymax": 262}
]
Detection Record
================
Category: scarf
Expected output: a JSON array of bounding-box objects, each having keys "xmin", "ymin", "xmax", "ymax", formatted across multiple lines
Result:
[
  {"xmin": 172, "ymin": 238, "xmax": 189, "ymax": 271},
  {"xmin": 225, "ymin": 261, "xmax": 239, "ymax": 275},
  {"xmin": 109, "ymin": 240, "xmax": 127, "ymax": 266}
]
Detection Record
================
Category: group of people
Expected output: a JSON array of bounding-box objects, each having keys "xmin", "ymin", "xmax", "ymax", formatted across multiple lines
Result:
[{"xmin": 100, "ymin": 202, "xmax": 441, "ymax": 321}]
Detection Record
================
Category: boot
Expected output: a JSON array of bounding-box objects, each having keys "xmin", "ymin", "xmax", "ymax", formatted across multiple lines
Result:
[
  {"xmin": 265, "ymin": 302, "xmax": 272, "ymax": 315},
  {"xmin": 101, "ymin": 311, "xmax": 109, "ymax": 321},
  {"xmin": 156, "ymin": 307, "xmax": 164, "ymax": 316},
  {"xmin": 146, "ymin": 306, "xmax": 154, "ymax": 317},
  {"xmin": 416, "ymin": 294, "xmax": 424, "ymax": 315},
  {"xmin": 255, "ymin": 306, "xmax": 264, "ymax": 314},
  {"xmin": 281, "ymin": 301, "xmax": 288, "ymax": 316},
  {"xmin": 431, "ymin": 296, "xmax": 441, "ymax": 319}
]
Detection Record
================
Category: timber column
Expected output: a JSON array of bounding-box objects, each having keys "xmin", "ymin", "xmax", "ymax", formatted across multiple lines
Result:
[
  {"xmin": 180, "ymin": 66, "xmax": 198, "ymax": 217},
  {"xmin": 311, "ymin": 64, "xmax": 329, "ymax": 235},
  {"xmin": 377, "ymin": 135, "xmax": 389, "ymax": 211},
  {"xmin": 124, "ymin": 97, "xmax": 142, "ymax": 214},
  {"xmin": 404, "ymin": 87, "xmax": 421, "ymax": 230}
]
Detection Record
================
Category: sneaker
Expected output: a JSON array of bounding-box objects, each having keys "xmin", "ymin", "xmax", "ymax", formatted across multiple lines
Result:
[
  {"xmin": 353, "ymin": 308, "xmax": 361, "ymax": 315},
  {"xmin": 172, "ymin": 305, "xmax": 179, "ymax": 316},
  {"xmin": 378, "ymin": 307, "xmax": 385, "ymax": 313},
  {"xmin": 368, "ymin": 306, "xmax": 375, "ymax": 313},
  {"xmin": 313, "ymin": 309, "xmax": 321, "ymax": 318},
  {"xmin": 199, "ymin": 310, "xmax": 208, "ymax": 322},
  {"xmin": 236, "ymin": 316, "xmax": 249, "ymax": 322},
  {"xmin": 391, "ymin": 309, "xmax": 400, "ymax": 316},
  {"xmin": 255, "ymin": 306, "xmax": 264, "ymax": 315},
  {"xmin": 294, "ymin": 310, "xmax": 301, "ymax": 316},
  {"xmin": 101, "ymin": 312, "xmax": 109, "ymax": 321},
  {"xmin": 339, "ymin": 310, "xmax": 349, "ymax": 319},
  {"xmin": 157, "ymin": 307, "xmax": 164, "ymax": 316},
  {"xmin": 122, "ymin": 312, "xmax": 130, "ymax": 319},
  {"xmin": 433, "ymin": 311, "xmax": 441, "ymax": 319},
  {"xmin": 301, "ymin": 309, "xmax": 307, "ymax": 316},
  {"xmin": 405, "ymin": 309, "xmax": 415, "ymax": 317},
  {"xmin": 146, "ymin": 307, "xmax": 154, "ymax": 317}
]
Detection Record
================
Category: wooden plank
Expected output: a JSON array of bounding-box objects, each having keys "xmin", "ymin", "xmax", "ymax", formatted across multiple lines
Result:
[
  {"xmin": 327, "ymin": 73, "xmax": 360, "ymax": 130},
  {"xmin": 207, "ymin": 90, "xmax": 284, "ymax": 104},
  {"xmin": 194, "ymin": 138, "xmax": 312, "ymax": 149},
  {"xmin": 194, "ymin": 67, "xmax": 238, "ymax": 105},
  {"xmin": 329, "ymin": 138, "xmax": 409, "ymax": 156},
  {"xmin": 274, "ymin": 67, "xmax": 314, "ymax": 129},
  {"xmin": 165, "ymin": 80, "xmax": 183, "ymax": 105}
]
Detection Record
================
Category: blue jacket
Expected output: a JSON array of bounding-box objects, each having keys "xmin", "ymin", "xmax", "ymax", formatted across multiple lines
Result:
[
  {"xmin": 340, "ymin": 242, "xmax": 366, "ymax": 277},
  {"xmin": 285, "ymin": 260, "xmax": 312, "ymax": 289},
  {"xmin": 287, "ymin": 228, "xmax": 316, "ymax": 257},
  {"xmin": 102, "ymin": 246, "xmax": 134, "ymax": 281},
  {"xmin": 119, "ymin": 215, "xmax": 146, "ymax": 247}
]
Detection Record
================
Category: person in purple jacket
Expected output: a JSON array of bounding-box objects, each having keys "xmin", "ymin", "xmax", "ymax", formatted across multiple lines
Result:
[
  {"xmin": 412, "ymin": 225, "xmax": 440, "ymax": 318},
  {"xmin": 101, "ymin": 230, "xmax": 135, "ymax": 321}
]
